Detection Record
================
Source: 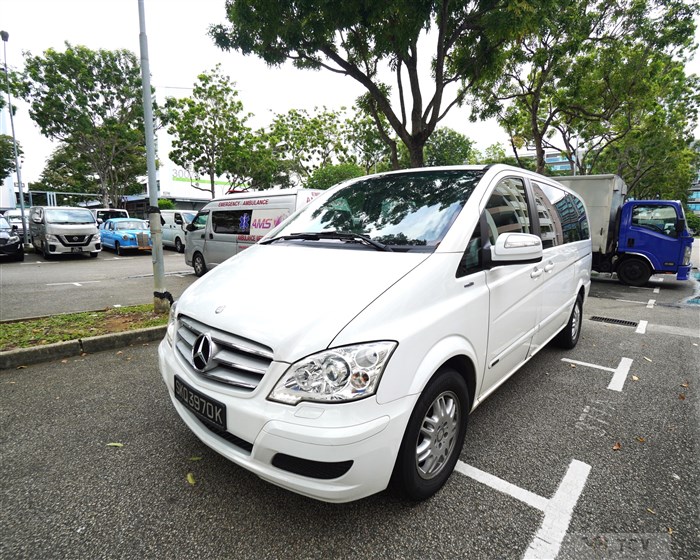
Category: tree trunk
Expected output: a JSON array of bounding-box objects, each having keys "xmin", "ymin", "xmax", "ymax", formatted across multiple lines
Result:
[
  {"xmin": 407, "ymin": 138, "xmax": 425, "ymax": 168},
  {"xmin": 209, "ymin": 170, "xmax": 216, "ymax": 199}
]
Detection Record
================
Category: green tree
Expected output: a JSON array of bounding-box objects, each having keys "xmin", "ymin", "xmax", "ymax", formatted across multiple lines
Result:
[
  {"xmin": 267, "ymin": 107, "xmax": 349, "ymax": 184},
  {"xmin": 160, "ymin": 65, "xmax": 251, "ymax": 198},
  {"xmin": 37, "ymin": 143, "xmax": 98, "ymax": 193},
  {"xmin": 306, "ymin": 162, "xmax": 365, "ymax": 190},
  {"xmin": 19, "ymin": 43, "xmax": 147, "ymax": 206},
  {"xmin": 470, "ymin": 0, "xmax": 697, "ymax": 174},
  {"xmin": 0, "ymin": 134, "xmax": 22, "ymax": 182},
  {"xmin": 210, "ymin": 0, "xmax": 544, "ymax": 167},
  {"xmin": 424, "ymin": 127, "xmax": 479, "ymax": 167},
  {"xmin": 158, "ymin": 198, "xmax": 175, "ymax": 210}
]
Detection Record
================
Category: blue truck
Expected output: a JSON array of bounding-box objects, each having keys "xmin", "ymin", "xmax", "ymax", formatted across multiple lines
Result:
[{"xmin": 556, "ymin": 175, "xmax": 694, "ymax": 287}]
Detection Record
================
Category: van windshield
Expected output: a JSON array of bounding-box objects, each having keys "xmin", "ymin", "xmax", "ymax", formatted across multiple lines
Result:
[
  {"xmin": 272, "ymin": 169, "xmax": 485, "ymax": 252},
  {"xmin": 45, "ymin": 209, "xmax": 96, "ymax": 224}
]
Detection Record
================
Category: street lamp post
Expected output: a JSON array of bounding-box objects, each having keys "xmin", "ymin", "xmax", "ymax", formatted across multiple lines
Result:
[{"xmin": 1, "ymin": 30, "xmax": 28, "ymax": 245}]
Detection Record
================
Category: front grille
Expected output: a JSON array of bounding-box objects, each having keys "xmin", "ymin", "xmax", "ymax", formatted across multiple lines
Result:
[
  {"xmin": 58, "ymin": 234, "xmax": 92, "ymax": 247},
  {"xmin": 272, "ymin": 454, "xmax": 354, "ymax": 479},
  {"xmin": 136, "ymin": 232, "xmax": 150, "ymax": 247},
  {"xmin": 590, "ymin": 316, "xmax": 638, "ymax": 327},
  {"xmin": 176, "ymin": 315, "xmax": 274, "ymax": 391},
  {"xmin": 0, "ymin": 238, "xmax": 7, "ymax": 246}
]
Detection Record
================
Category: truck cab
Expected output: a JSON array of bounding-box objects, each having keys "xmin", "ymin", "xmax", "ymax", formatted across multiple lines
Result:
[{"xmin": 616, "ymin": 200, "xmax": 693, "ymax": 285}]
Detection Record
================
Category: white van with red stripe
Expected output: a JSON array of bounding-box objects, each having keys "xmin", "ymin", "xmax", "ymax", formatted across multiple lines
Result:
[{"xmin": 184, "ymin": 189, "xmax": 322, "ymax": 276}]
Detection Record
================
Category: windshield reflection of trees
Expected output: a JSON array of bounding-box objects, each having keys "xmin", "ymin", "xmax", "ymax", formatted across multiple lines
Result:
[{"xmin": 308, "ymin": 171, "xmax": 483, "ymax": 248}]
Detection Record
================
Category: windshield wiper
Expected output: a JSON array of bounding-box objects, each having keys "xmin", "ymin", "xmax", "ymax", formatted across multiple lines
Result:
[{"xmin": 261, "ymin": 231, "xmax": 393, "ymax": 252}]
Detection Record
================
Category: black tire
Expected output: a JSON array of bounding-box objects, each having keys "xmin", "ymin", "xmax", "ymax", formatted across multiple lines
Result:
[
  {"xmin": 392, "ymin": 368, "xmax": 469, "ymax": 501},
  {"xmin": 89, "ymin": 252, "xmax": 98, "ymax": 258},
  {"xmin": 617, "ymin": 257, "xmax": 651, "ymax": 287},
  {"xmin": 15, "ymin": 249, "xmax": 25, "ymax": 262},
  {"xmin": 115, "ymin": 241, "xmax": 122, "ymax": 256},
  {"xmin": 42, "ymin": 241, "xmax": 52, "ymax": 260},
  {"xmin": 553, "ymin": 294, "xmax": 583, "ymax": 349},
  {"xmin": 193, "ymin": 252, "xmax": 207, "ymax": 277},
  {"xmin": 175, "ymin": 237, "xmax": 184, "ymax": 253}
]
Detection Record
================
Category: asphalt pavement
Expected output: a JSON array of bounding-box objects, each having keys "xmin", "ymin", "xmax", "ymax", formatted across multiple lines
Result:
[{"xmin": 1, "ymin": 269, "xmax": 698, "ymax": 559}]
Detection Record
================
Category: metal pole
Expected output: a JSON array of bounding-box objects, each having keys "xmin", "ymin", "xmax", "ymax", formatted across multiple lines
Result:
[
  {"xmin": 1, "ymin": 31, "xmax": 28, "ymax": 246},
  {"xmin": 137, "ymin": 1, "xmax": 169, "ymax": 313}
]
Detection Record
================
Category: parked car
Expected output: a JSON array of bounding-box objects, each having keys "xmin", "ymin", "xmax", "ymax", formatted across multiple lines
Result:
[
  {"xmin": 3, "ymin": 208, "xmax": 29, "ymax": 238},
  {"xmin": 0, "ymin": 216, "xmax": 24, "ymax": 262},
  {"xmin": 159, "ymin": 164, "xmax": 592, "ymax": 503},
  {"xmin": 29, "ymin": 206, "xmax": 101, "ymax": 259},
  {"xmin": 161, "ymin": 210, "xmax": 196, "ymax": 253},
  {"xmin": 92, "ymin": 208, "xmax": 129, "ymax": 223},
  {"xmin": 100, "ymin": 218, "xmax": 152, "ymax": 255}
]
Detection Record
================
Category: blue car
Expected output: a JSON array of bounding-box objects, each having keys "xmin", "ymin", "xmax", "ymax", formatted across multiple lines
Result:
[{"xmin": 100, "ymin": 218, "xmax": 152, "ymax": 255}]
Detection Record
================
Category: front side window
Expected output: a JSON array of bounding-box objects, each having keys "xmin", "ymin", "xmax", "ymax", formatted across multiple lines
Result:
[
  {"xmin": 190, "ymin": 212, "xmax": 209, "ymax": 231},
  {"xmin": 631, "ymin": 204, "xmax": 679, "ymax": 237},
  {"xmin": 274, "ymin": 170, "xmax": 485, "ymax": 252},
  {"xmin": 484, "ymin": 178, "xmax": 530, "ymax": 245}
]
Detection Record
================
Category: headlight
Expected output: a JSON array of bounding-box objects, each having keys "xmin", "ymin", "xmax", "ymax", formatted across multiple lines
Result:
[
  {"xmin": 122, "ymin": 234, "xmax": 130, "ymax": 241},
  {"xmin": 8, "ymin": 235, "xmax": 19, "ymax": 244},
  {"xmin": 268, "ymin": 341, "xmax": 397, "ymax": 405},
  {"xmin": 683, "ymin": 245, "xmax": 692, "ymax": 266},
  {"xmin": 165, "ymin": 301, "xmax": 178, "ymax": 346},
  {"xmin": 46, "ymin": 234, "xmax": 59, "ymax": 242}
]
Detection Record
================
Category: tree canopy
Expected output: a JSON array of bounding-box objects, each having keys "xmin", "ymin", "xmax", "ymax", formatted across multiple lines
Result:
[
  {"xmin": 210, "ymin": 0, "xmax": 545, "ymax": 167},
  {"xmin": 19, "ymin": 43, "xmax": 147, "ymax": 207}
]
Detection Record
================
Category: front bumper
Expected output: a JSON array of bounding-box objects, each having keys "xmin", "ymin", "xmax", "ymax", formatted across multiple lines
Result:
[
  {"xmin": 158, "ymin": 339, "xmax": 415, "ymax": 503},
  {"xmin": 0, "ymin": 240, "xmax": 22, "ymax": 257}
]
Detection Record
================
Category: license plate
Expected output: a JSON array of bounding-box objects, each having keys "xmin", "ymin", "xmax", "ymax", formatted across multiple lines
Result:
[
  {"xmin": 174, "ymin": 376, "xmax": 226, "ymax": 430},
  {"xmin": 70, "ymin": 247, "xmax": 83, "ymax": 253}
]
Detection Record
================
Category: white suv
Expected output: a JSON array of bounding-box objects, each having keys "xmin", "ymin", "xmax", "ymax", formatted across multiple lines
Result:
[{"xmin": 159, "ymin": 165, "xmax": 592, "ymax": 503}]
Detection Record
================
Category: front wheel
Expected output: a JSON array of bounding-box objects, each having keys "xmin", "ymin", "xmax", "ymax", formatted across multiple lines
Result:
[
  {"xmin": 392, "ymin": 368, "xmax": 469, "ymax": 501},
  {"xmin": 617, "ymin": 258, "xmax": 651, "ymax": 287},
  {"xmin": 175, "ymin": 237, "xmax": 184, "ymax": 253},
  {"xmin": 553, "ymin": 294, "xmax": 583, "ymax": 349},
  {"xmin": 115, "ymin": 241, "xmax": 122, "ymax": 256},
  {"xmin": 89, "ymin": 252, "xmax": 98, "ymax": 259},
  {"xmin": 193, "ymin": 252, "xmax": 207, "ymax": 277}
]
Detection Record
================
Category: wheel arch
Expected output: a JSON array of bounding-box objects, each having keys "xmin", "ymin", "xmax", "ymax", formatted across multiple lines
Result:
[
  {"xmin": 381, "ymin": 335, "xmax": 479, "ymax": 412},
  {"xmin": 614, "ymin": 252, "xmax": 655, "ymax": 273}
]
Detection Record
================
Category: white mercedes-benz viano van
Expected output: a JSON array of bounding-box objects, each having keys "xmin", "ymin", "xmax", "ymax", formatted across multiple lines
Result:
[{"xmin": 159, "ymin": 165, "xmax": 592, "ymax": 503}]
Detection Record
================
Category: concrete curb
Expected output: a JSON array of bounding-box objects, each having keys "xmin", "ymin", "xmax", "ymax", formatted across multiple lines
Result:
[{"xmin": 0, "ymin": 325, "xmax": 167, "ymax": 370}]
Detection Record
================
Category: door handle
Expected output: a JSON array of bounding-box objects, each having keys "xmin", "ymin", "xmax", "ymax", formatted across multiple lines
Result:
[
  {"xmin": 530, "ymin": 267, "xmax": 544, "ymax": 279},
  {"xmin": 544, "ymin": 262, "xmax": 554, "ymax": 273},
  {"xmin": 209, "ymin": 233, "xmax": 214, "ymax": 240}
]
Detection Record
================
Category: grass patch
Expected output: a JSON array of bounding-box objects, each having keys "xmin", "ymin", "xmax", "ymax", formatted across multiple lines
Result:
[{"xmin": 0, "ymin": 304, "xmax": 168, "ymax": 352}]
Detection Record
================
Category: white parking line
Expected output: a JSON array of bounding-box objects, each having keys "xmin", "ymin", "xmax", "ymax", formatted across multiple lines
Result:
[
  {"xmin": 615, "ymin": 299, "xmax": 648, "ymax": 305},
  {"xmin": 20, "ymin": 261, "xmax": 58, "ymax": 265},
  {"xmin": 653, "ymin": 287, "xmax": 660, "ymax": 294},
  {"xmin": 523, "ymin": 460, "xmax": 592, "ymax": 560},
  {"xmin": 46, "ymin": 281, "xmax": 101, "ymax": 287},
  {"xmin": 561, "ymin": 357, "xmax": 634, "ymax": 392},
  {"xmin": 635, "ymin": 320, "xmax": 648, "ymax": 334},
  {"xmin": 455, "ymin": 459, "xmax": 591, "ymax": 560},
  {"xmin": 646, "ymin": 299, "xmax": 656, "ymax": 309}
]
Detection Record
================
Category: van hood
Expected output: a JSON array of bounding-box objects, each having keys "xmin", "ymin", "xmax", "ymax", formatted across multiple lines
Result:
[
  {"xmin": 46, "ymin": 223, "xmax": 98, "ymax": 235},
  {"xmin": 176, "ymin": 244, "xmax": 430, "ymax": 362}
]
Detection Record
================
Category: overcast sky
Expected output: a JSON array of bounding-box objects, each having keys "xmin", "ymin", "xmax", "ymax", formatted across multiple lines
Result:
[{"xmin": 1, "ymin": 0, "xmax": 698, "ymax": 183}]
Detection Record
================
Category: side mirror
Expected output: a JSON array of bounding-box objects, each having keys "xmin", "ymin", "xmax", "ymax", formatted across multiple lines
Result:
[
  {"xmin": 32, "ymin": 215, "xmax": 42, "ymax": 224},
  {"xmin": 186, "ymin": 223, "xmax": 195, "ymax": 232},
  {"xmin": 488, "ymin": 233, "xmax": 543, "ymax": 266},
  {"xmin": 97, "ymin": 218, "xmax": 104, "ymax": 225},
  {"xmin": 11, "ymin": 224, "xmax": 18, "ymax": 232}
]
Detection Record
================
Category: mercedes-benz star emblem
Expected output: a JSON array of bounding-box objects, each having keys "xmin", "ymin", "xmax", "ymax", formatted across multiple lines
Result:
[
  {"xmin": 215, "ymin": 305, "xmax": 226, "ymax": 314},
  {"xmin": 192, "ymin": 333, "xmax": 214, "ymax": 372}
]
